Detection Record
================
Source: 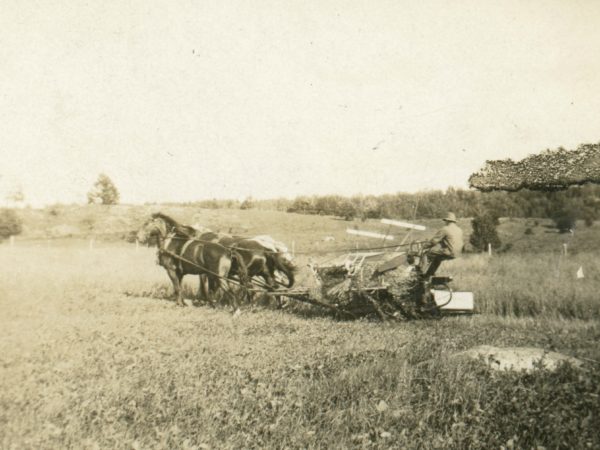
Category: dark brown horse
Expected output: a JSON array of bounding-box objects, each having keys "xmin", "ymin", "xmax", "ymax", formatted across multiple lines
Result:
[
  {"xmin": 197, "ymin": 232, "xmax": 296, "ymax": 290},
  {"xmin": 137, "ymin": 213, "xmax": 248, "ymax": 307}
]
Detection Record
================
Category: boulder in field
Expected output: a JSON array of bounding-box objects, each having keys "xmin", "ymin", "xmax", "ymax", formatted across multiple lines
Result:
[{"xmin": 456, "ymin": 345, "xmax": 582, "ymax": 372}]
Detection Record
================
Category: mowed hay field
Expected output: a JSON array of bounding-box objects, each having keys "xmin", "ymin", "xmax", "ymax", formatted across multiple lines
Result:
[{"xmin": 2, "ymin": 210, "xmax": 600, "ymax": 449}]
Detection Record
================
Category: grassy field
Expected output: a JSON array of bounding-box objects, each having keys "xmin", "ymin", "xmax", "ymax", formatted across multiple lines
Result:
[{"xmin": 2, "ymin": 210, "xmax": 600, "ymax": 449}]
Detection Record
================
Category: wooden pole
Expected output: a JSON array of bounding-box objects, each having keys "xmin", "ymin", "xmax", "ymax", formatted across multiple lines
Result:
[
  {"xmin": 382, "ymin": 224, "xmax": 392, "ymax": 245},
  {"xmin": 292, "ymin": 240, "xmax": 295, "ymax": 256},
  {"xmin": 562, "ymin": 243, "xmax": 568, "ymax": 256},
  {"xmin": 487, "ymin": 243, "xmax": 492, "ymax": 256},
  {"xmin": 135, "ymin": 239, "xmax": 139, "ymax": 251}
]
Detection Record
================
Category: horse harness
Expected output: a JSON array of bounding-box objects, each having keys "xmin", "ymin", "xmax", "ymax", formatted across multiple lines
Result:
[{"xmin": 156, "ymin": 233, "xmax": 265, "ymax": 290}]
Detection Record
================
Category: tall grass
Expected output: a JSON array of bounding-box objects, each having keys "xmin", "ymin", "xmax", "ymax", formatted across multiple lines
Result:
[{"xmin": 446, "ymin": 252, "xmax": 600, "ymax": 319}]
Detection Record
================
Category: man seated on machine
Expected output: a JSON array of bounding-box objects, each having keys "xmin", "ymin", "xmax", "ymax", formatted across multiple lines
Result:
[{"xmin": 421, "ymin": 212, "xmax": 464, "ymax": 278}]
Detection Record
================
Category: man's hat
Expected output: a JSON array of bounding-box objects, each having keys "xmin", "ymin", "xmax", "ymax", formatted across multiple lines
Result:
[{"xmin": 443, "ymin": 212, "xmax": 457, "ymax": 222}]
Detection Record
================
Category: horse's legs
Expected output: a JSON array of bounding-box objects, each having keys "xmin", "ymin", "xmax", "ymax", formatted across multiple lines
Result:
[
  {"xmin": 216, "ymin": 257, "xmax": 240, "ymax": 311},
  {"xmin": 166, "ymin": 268, "xmax": 184, "ymax": 306},
  {"xmin": 198, "ymin": 274, "xmax": 211, "ymax": 304},
  {"xmin": 260, "ymin": 269, "xmax": 276, "ymax": 290},
  {"xmin": 264, "ymin": 274, "xmax": 288, "ymax": 309},
  {"xmin": 214, "ymin": 278, "xmax": 232, "ymax": 311},
  {"xmin": 207, "ymin": 276, "xmax": 222, "ymax": 305}
]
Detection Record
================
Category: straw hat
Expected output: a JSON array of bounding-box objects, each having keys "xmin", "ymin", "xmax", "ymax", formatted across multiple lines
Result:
[{"xmin": 443, "ymin": 212, "xmax": 457, "ymax": 222}]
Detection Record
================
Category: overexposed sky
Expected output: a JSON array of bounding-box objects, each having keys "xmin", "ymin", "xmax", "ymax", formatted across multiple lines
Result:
[{"xmin": 2, "ymin": 0, "xmax": 600, "ymax": 206}]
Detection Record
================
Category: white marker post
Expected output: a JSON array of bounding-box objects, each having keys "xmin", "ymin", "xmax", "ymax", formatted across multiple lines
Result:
[
  {"xmin": 488, "ymin": 243, "xmax": 492, "ymax": 256},
  {"xmin": 9, "ymin": 236, "xmax": 14, "ymax": 247}
]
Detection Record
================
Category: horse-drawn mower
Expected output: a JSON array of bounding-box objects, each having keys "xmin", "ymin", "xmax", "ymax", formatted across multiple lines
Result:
[
  {"xmin": 137, "ymin": 213, "xmax": 474, "ymax": 320},
  {"xmin": 272, "ymin": 240, "xmax": 474, "ymax": 321}
]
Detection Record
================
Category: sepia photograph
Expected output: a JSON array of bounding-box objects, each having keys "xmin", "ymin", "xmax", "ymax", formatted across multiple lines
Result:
[{"xmin": 1, "ymin": 0, "xmax": 599, "ymax": 448}]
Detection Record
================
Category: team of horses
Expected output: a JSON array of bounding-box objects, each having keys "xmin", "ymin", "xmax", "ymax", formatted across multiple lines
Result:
[{"xmin": 136, "ymin": 213, "xmax": 296, "ymax": 308}]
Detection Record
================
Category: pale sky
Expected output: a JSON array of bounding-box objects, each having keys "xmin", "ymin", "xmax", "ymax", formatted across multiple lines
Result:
[{"xmin": 2, "ymin": 0, "xmax": 600, "ymax": 206}]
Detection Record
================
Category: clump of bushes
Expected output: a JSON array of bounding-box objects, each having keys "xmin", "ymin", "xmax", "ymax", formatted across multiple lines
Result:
[
  {"xmin": 240, "ymin": 197, "xmax": 254, "ymax": 210},
  {"xmin": 582, "ymin": 209, "xmax": 595, "ymax": 227},
  {"xmin": 46, "ymin": 204, "xmax": 61, "ymax": 216},
  {"xmin": 339, "ymin": 201, "xmax": 357, "ymax": 221},
  {"xmin": 470, "ymin": 211, "xmax": 501, "ymax": 252},
  {"xmin": 552, "ymin": 210, "xmax": 576, "ymax": 233},
  {"xmin": 0, "ymin": 209, "xmax": 22, "ymax": 241}
]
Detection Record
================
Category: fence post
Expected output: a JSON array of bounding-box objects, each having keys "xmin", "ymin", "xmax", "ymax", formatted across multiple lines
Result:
[
  {"xmin": 89, "ymin": 238, "xmax": 95, "ymax": 250},
  {"xmin": 292, "ymin": 240, "xmax": 295, "ymax": 257},
  {"xmin": 562, "ymin": 243, "xmax": 568, "ymax": 256},
  {"xmin": 9, "ymin": 235, "xmax": 14, "ymax": 247},
  {"xmin": 487, "ymin": 243, "xmax": 492, "ymax": 256},
  {"xmin": 135, "ymin": 239, "xmax": 139, "ymax": 251}
]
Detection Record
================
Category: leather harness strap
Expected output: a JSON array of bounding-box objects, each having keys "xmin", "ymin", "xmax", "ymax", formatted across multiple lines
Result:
[{"xmin": 179, "ymin": 239, "xmax": 196, "ymax": 272}]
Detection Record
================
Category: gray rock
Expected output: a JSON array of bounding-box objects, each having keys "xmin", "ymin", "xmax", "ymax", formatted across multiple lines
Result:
[{"xmin": 456, "ymin": 345, "xmax": 582, "ymax": 372}]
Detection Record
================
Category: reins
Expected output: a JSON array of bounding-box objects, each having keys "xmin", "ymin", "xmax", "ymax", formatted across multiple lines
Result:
[{"xmin": 165, "ymin": 234, "xmax": 431, "ymax": 256}]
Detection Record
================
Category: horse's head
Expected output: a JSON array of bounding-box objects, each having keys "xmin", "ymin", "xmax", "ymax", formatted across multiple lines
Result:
[
  {"xmin": 277, "ymin": 247, "xmax": 296, "ymax": 268},
  {"xmin": 252, "ymin": 235, "xmax": 295, "ymax": 264},
  {"xmin": 274, "ymin": 241, "xmax": 296, "ymax": 268},
  {"xmin": 136, "ymin": 216, "xmax": 168, "ymax": 245},
  {"xmin": 270, "ymin": 244, "xmax": 297, "ymax": 288}
]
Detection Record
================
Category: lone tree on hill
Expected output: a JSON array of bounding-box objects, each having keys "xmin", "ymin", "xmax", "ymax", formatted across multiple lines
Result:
[{"xmin": 87, "ymin": 174, "xmax": 120, "ymax": 205}]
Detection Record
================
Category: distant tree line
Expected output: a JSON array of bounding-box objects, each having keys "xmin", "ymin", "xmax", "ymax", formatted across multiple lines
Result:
[
  {"xmin": 180, "ymin": 184, "xmax": 600, "ymax": 225},
  {"xmin": 264, "ymin": 185, "xmax": 600, "ymax": 223}
]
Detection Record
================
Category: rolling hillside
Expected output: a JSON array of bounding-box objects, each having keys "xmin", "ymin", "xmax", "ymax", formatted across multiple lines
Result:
[{"xmin": 10, "ymin": 204, "xmax": 597, "ymax": 256}]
